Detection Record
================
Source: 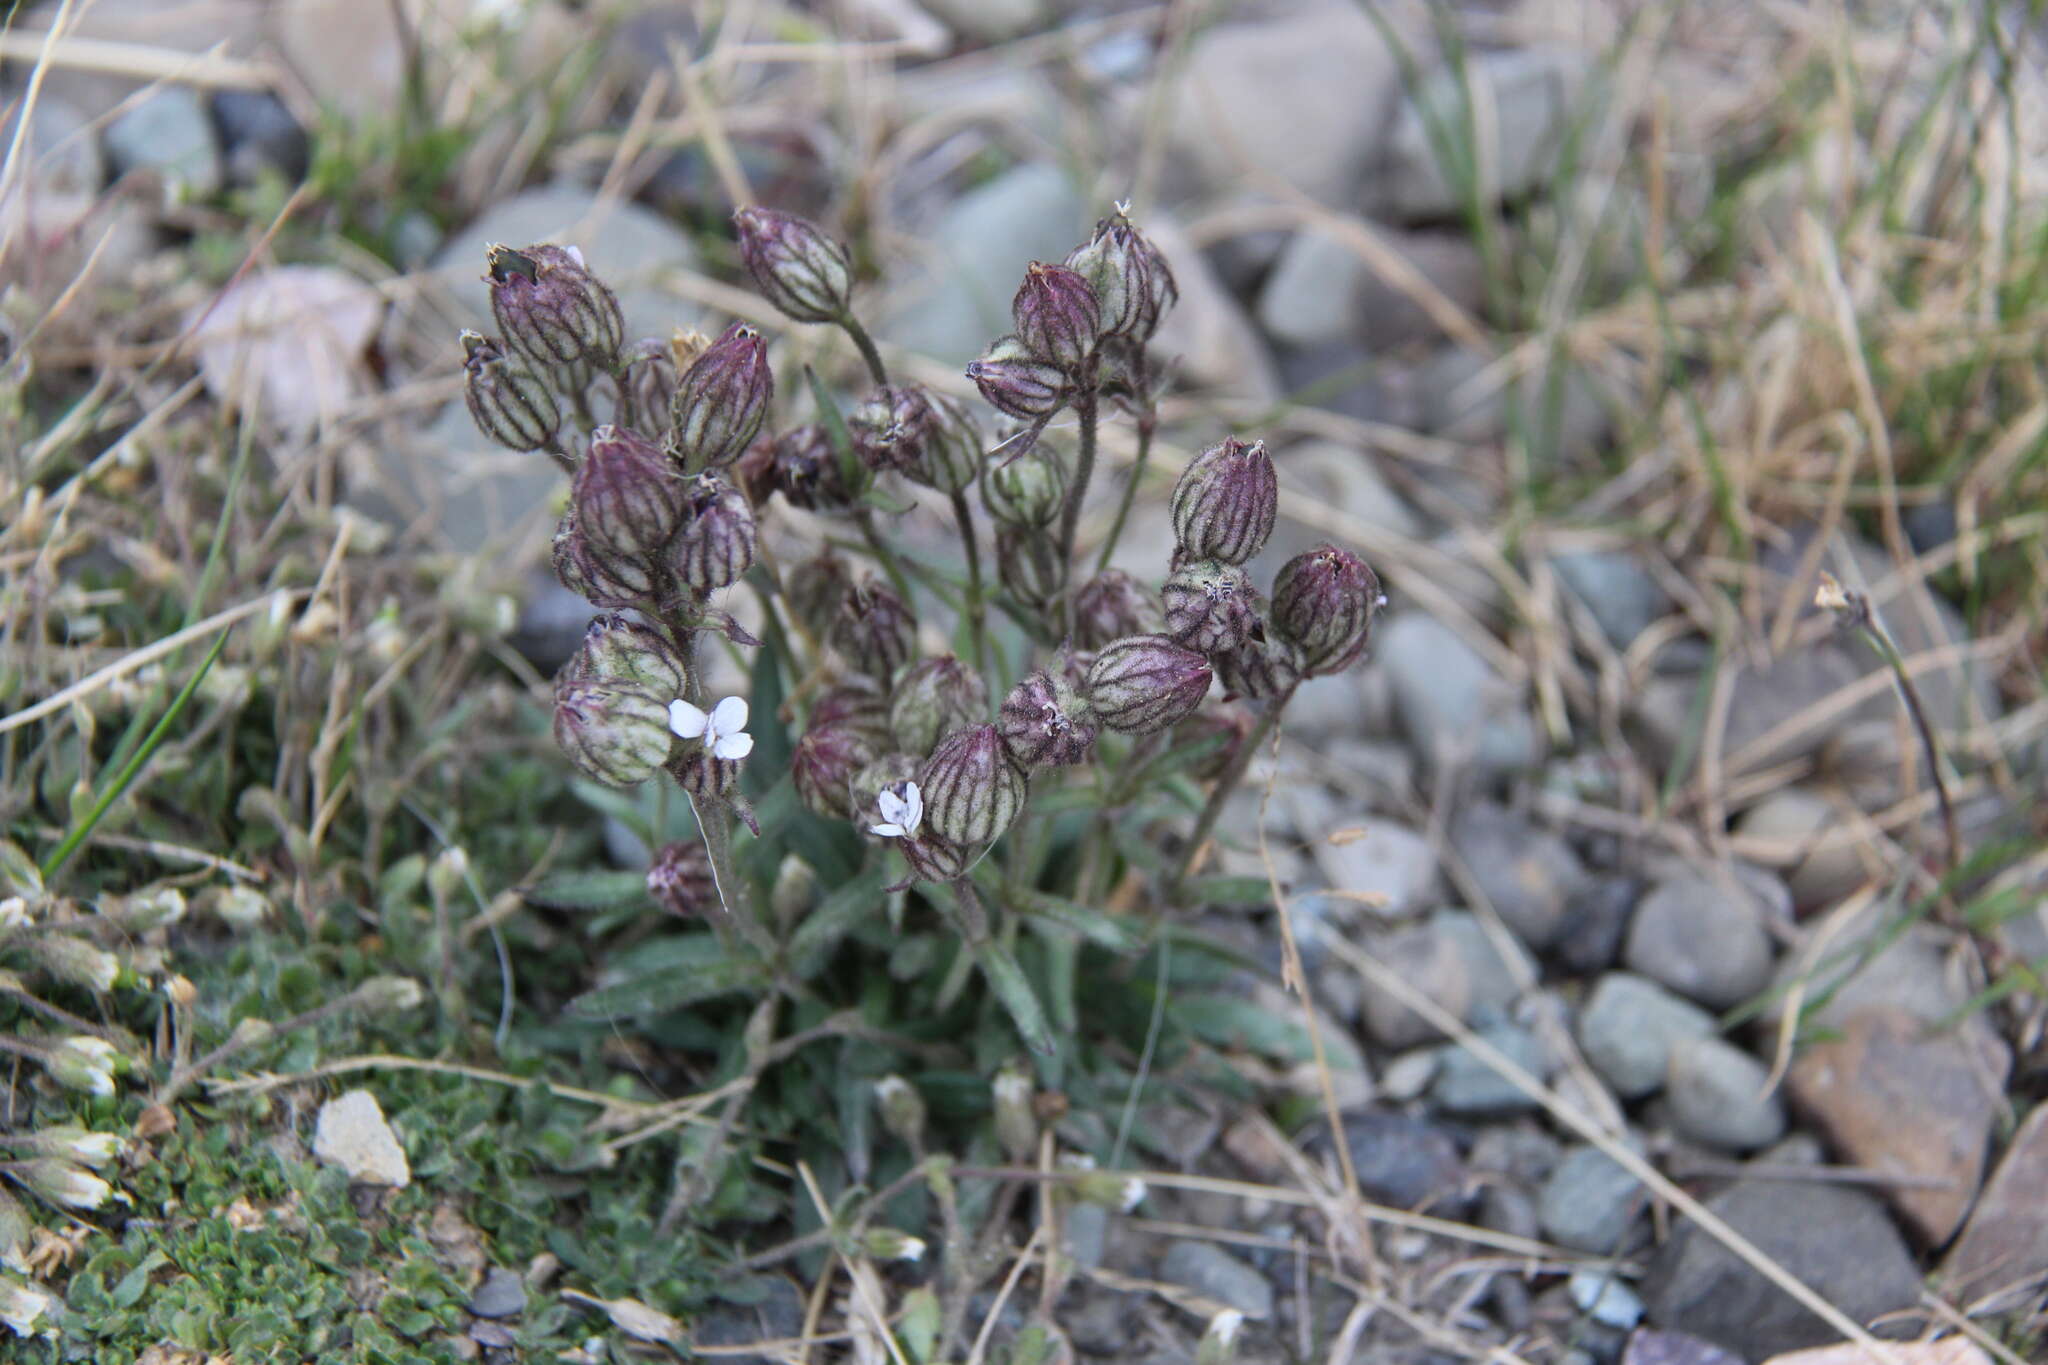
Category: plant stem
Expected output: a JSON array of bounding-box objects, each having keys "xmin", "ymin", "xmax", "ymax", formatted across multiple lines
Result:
[
  {"xmin": 1057, "ymin": 354, "xmax": 1102, "ymax": 580},
  {"xmin": 948, "ymin": 489, "xmax": 989, "ymax": 676},
  {"xmin": 1855, "ymin": 619, "xmax": 1961, "ymax": 879},
  {"xmin": 1168, "ymin": 686, "xmax": 1295, "ymax": 899},
  {"xmin": 1095, "ymin": 363, "xmax": 1156, "ymax": 574},
  {"xmin": 854, "ymin": 507, "xmax": 918, "ymax": 605},
  {"xmin": 671, "ymin": 621, "xmax": 773, "ymax": 960},
  {"xmin": 839, "ymin": 314, "xmax": 890, "ymax": 388}
]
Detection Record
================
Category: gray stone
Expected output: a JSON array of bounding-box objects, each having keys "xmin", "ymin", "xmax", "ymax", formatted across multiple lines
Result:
[
  {"xmin": 209, "ymin": 89, "xmax": 310, "ymax": 185},
  {"xmin": 1642, "ymin": 1181, "xmax": 1919, "ymax": 1360},
  {"xmin": 913, "ymin": 0, "xmax": 1046, "ymax": 42},
  {"xmin": 1, "ymin": 95, "xmax": 102, "ymax": 193},
  {"xmin": 312, "ymin": 1089, "xmax": 410, "ymax": 1187},
  {"xmin": 511, "ymin": 571, "xmax": 596, "ymax": 676},
  {"xmin": 1732, "ymin": 787, "xmax": 1868, "ymax": 910},
  {"xmin": 1538, "ymin": 1144, "xmax": 1645, "ymax": 1254},
  {"xmin": 1568, "ymin": 1271, "xmax": 1644, "ymax": 1330},
  {"xmin": 1431, "ymin": 1021, "xmax": 1548, "ymax": 1115},
  {"xmin": 1061, "ymin": 1201, "xmax": 1108, "ymax": 1271},
  {"xmin": 1552, "ymin": 550, "xmax": 1668, "ymax": 651},
  {"xmin": 1577, "ymin": 972, "xmax": 1717, "ymax": 1100},
  {"xmin": 1384, "ymin": 46, "xmax": 1592, "ymax": 220},
  {"xmin": 1619, "ymin": 1329, "xmax": 1744, "ymax": 1365},
  {"xmin": 1415, "ymin": 343, "xmax": 1612, "ymax": 467},
  {"xmin": 1311, "ymin": 819, "xmax": 1438, "ymax": 919},
  {"xmin": 1163, "ymin": 1, "xmax": 1412, "ymax": 206},
  {"xmin": 1372, "ymin": 612, "xmax": 1540, "ymax": 783},
  {"xmin": 1265, "ymin": 440, "xmax": 1429, "ymax": 566},
  {"xmin": 1335, "ymin": 1109, "xmax": 1465, "ymax": 1212},
  {"xmin": 1357, "ymin": 908, "xmax": 1530, "ymax": 1050},
  {"xmin": 1435, "ymin": 908, "xmax": 1533, "ymax": 1021},
  {"xmin": 1665, "ymin": 1036, "xmax": 1785, "ymax": 1152},
  {"xmin": 1553, "ymin": 875, "xmax": 1642, "ymax": 975},
  {"xmin": 1623, "ymin": 873, "xmax": 1775, "ymax": 1010},
  {"xmin": 1449, "ymin": 802, "xmax": 1588, "ymax": 950},
  {"xmin": 1256, "ymin": 225, "xmax": 1485, "ymax": 352},
  {"xmin": 1157, "ymin": 1240, "xmax": 1273, "ymax": 1320},
  {"xmin": 468, "ymin": 1267, "xmax": 526, "ymax": 1319},
  {"xmin": 881, "ymin": 162, "xmax": 1085, "ymax": 365},
  {"xmin": 105, "ymin": 87, "xmax": 223, "ymax": 195},
  {"xmin": 1148, "ymin": 217, "xmax": 1283, "ymax": 401}
]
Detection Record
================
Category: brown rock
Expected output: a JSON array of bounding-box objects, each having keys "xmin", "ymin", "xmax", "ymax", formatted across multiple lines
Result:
[
  {"xmin": 1760, "ymin": 1341, "xmax": 1991, "ymax": 1365},
  {"xmin": 1786, "ymin": 1005, "xmax": 2005, "ymax": 1245},
  {"xmin": 1942, "ymin": 1102, "xmax": 2048, "ymax": 1298}
]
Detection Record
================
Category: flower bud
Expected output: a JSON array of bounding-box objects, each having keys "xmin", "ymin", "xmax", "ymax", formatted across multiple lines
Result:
[
  {"xmin": 647, "ymin": 840, "xmax": 718, "ymax": 918},
  {"xmin": 486, "ymin": 243, "xmax": 623, "ymax": 369},
  {"xmin": 1060, "ymin": 1154, "xmax": 1146, "ymax": 1212},
  {"xmin": 809, "ymin": 684, "xmax": 892, "ymax": 748},
  {"xmin": 770, "ymin": 854, "xmax": 817, "ymax": 927},
  {"xmin": 849, "ymin": 384, "xmax": 937, "ymax": 476},
  {"xmin": 1161, "ymin": 560, "xmax": 1262, "ymax": 656},
  {"xmin": 997, "ymin": 670, "xmax": 1097, "ymax": 769},
  {"xmin": 674, "ymin": 750, "xmax": 741, "ymax": 803},
  {"xmin": 1172, "ymin": 706, "xmax": 1254, "ymax": 783},
  {"xmin": 1214, "ymin": 631, "xmax": 1304, "ymax": 702},
  {"xmin": 462, "ymin": 330, "xmax": 560, "ymax": 452},
  {"xmin": 862, "ymin": 1229, "xmax": 927, "ymax": 1263},
  {"xmin": 889, "ymin": 655, "xmax": 988, "ymax": 757},
  {"xmin": 874, "ymin": 1075, "xmax": 927, "ymax": 1148},
  {"xmin": 1084, "ymin": 635, "xmax": 1213, "ymax": 735},
  {"xmin": 19, "ymin": 1127, "xmax": 119, "ymax": 1170},
  {"xmin": 669, "ymin": 473, "xmax": 757, "ymax": 594},
  {"xmin": 966, "ymin": 335, "xmax": 1070, "ymax": 418},
  {"xmin": 828, "ymin": 579, "xmax": 916, "ymax": 681},
  {"xmin": 28, "ymin": 937, "xmax": 118, "ymax": 993},
  {"xmin": 905, "ymin": 392, "xmax": 983, "ymax": 496},
  {"xmin": 0, "ymin": 1274, "xmax": 57, "ymax": 1339},
  {"xmin": 553, "ymin": 509, "xmax": 655, "ymax": 608},
  {"xmin": 918, "ymin": 724, "xmax": 1026, "ymax": 847},
  {"xmin": 981, "ymin": 445, "xmax": 1066, "ymax": 529},
  {"xmin": 17, "ymin": 1159, "xmax": 112, "ymax": 1211},
  {"xmin": 572, "ymin": 614, "xmax": 686, "ymax": 696},
  {"xmin": 742, "ymin": 424, "xmax": 857, "ymax": 511},
  {"xmin": 553, "ymin": 678, "xmax": 673, "ymax": 787},
  {"xmin": 733, "ymin": 206, "xmax": 853, "ymax": 324},
  {"xmin": 995, "ymin": 526, "xmax": 1066, "ymax": 612},
  {"xmin": 668, "ymin": 321, "xmax": 773, "ymax": 475},
  {"xmin": 1270, "ymin": 544, "xmax": 1382, "ymax": 675},
  {"xmin": 1169, "ymin": 437, "xmax": 1277, "ymax": 566},
  {"xmin": 1071, "ymin": 570, "xmax": 1163, "ymax": 649},
  {"xmin": 1064, "ymin": 207, "xmax": 1177, "ymax": 343},
  {"xmin": 574, "ymin": 425, "xmax": 685, "ymax": 563},
  {"xmin": 786, "ymin": 552, "xmax": 854, "ymax": 637},
  {"xmin": 45, "ymin": 1037, "xmax": 119, "ymax": 1097},
  {"xmin": 900, "ymin": 831, "xmax": 974, "ymax": 885},
  {"xmin": 791, "ymin": 723, "xmax": 880, "ymax": 820},
  {"xmin": 992, "ymin": 1066, "xmax": 1037, "ymax": 1163},
  {"xmin": 1012, "ymin": 262, "xmax": 1100, "ymax": 372},
  {"xmin": 615, "ymin": 335, "xmax": 681, "ymax": 431}
]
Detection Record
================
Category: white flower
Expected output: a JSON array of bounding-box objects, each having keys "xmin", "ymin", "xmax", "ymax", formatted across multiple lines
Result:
[
  {"xmin": 38, "ymin": 1128, "xmax": 121, "ymax": 1169},
  {"xmin": 1118, "ymin": 1177, "xmax": 1147, "ymax": 1212},
  {"xmin": 668, "ymin": 695, "xmax": 754, "ymax": 760},
  {"xmin": 0, "ymin": 1276, "xmax": 56, "ymax": 1338},
  {"xmin": 23, "ymin": 1160, "xmax": 111, "ymax": 1210},
  {"xmin": 46, "ymin": 1037, "xmax": 118, "ymax": 1097},
  {"xmin": 0, "ymin": 899, "xmax": 28, "ymax": 931},
  {"xmin": 871, "ymin": 781, "xmax": 922, "ymax": 839},
  {"xmin": 1207, "ymin": 1309, "xmax": 1244, "ymax": 1348}
]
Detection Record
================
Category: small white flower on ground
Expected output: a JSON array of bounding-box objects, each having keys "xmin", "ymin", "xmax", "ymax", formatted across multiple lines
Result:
[
  {"xmin": 1207, "ymin": 1309, "xmax": 1244, "ymax": 1347},
  {"xmin": 42, "ymin": 1128, "xmax": 121, "ymax": 1168},
  {"xmin": 871, "ymin": 781, "xmax": 922, "ymax": 838},
  {"xmin": 668, "ymin": 695, "xmax": 754, "ymax": 759},
  {"xmin": 1118, "ymin": 1177, "xmax": 1147, "ymax": 1212},
  {"xmin": 0, "ymin": 1276, "xmax": 56, "ymax": 1338},
  {"xmin": 24, "ymin": 1160, "xmax": 112, "ymax": 1210},
  {"xmin": 47, "ymin": 1037, "xmax": 118, "ymax": 1097}
]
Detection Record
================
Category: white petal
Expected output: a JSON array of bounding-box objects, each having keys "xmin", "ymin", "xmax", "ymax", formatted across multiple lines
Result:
[
  {"xmin": 901, "ymin": 783, "xmax": 923, "ymax": 831},
  {"xmin": 871, "ymin": 823, "xmax": 907, "ymax": 838},
  {"xmin": 711, "ymin": 696, "xmax": 749, "ymax": 736},
  {"xmin": 877, "ymin": 789, "xmax": 910, "ymax": 826},
  {"xmin": 712, "ymin": 732, "xmax": 754, "ymax": 761},
  {"xmin": 668, "ymin": 699, "xmax": 708, "ymax": 739}
]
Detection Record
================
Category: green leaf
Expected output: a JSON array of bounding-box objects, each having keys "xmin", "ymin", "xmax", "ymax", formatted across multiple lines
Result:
[
  {"xmin": 788, "ymin": 861, "xmax": 892, "ymax": 979},
  {"xmin": 743, "ymin": 642, "xmax": 791, "ymax": 797},
  {"xmin": 972, "ymin": 937, "xmax": 1056, "ymax": 1057},
  {"xmin": 521, "ymin": 869, "xmax": 651, "ymax": 912},
  {"xmin": 804, "ymin": 364, "xmax": 867, "ymax": 495},
  {"xmin": 566, "ymin": 934, "xmax": 767, "ymax": 1018},
  {"xmin": 1170, "ymin": 992, "xmax": 1316, "ymax": 1063},
  {"xmin": 1183, "ymin": 875, "xmax": 1273, "ymax": 908},
  {"xmin": 1005, "ymin": 887, "xmax": 1147, "ymax": 953}
]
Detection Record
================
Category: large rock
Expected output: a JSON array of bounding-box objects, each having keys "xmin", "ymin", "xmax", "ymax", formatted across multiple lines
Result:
[
  {"xmin": 1623, "ymin": 871, "xmax": 1775, "ymax": 1010},
  {"xmin": 1643, "ymin": 1182, "xmax": 1920, "ymax": 1360},
  {"xmin": 1156, "ymin": 1241, "xmax": 1273, "ymax": 1320},
  {"xmin": 1310, "ymin": 819, "xmax": 1438, "ymax": 919},
  {"xmin": 1255, "ymin": 224, "xmax": 1484, "ymax": 352},
  {"xmin": 1147, "ymin": 218, "xmax": 1282, "ymax": 401},
  {"xmin": 1383, "ymin": 46, "xmax": 1593, "ymax": 220},
  {"xmin": 1162, "ymin": 1, "xmax": 1411, "ymax": 206},
  {"xmin": 1335, "ymin": 1109, "xmax": 1466, "ymax": 1212},
  {"xmin": 1371, "ymin": 612, "xmax": 1540, "ymax": 783},
  {"xmin": 1786, "ymin": 1004, "xmax": 2003, "ymax": 1246},
  {"xmin": 1732, "ymin": 787, "xmax": 1871, "ymax": 909},
  {"xmin": 1942, "ymin": 1102, "xmax": 2048, "ymax": 1300},
  {"xmin": 1414, "ymin": 342, "xmax": 1612, "ymax": 468},
  {"xmin": 187, "ymin": 266, "xmax": 383, "ymax": 436},
  {"xmin": 105, "ymin": 87, "xmax": 223, "ymax": 195},
  {"xmin": 1577, "ymin": 972, "xmax": 1717, "ymax": 1100},
  {"xmin": 1448, "ymin": 801, "xmax": 1587, "ymax": 950},
  {"xmin": 1665, "ymin": 1036, "xmax": 1786, "ymax": 1152},
  {"xmin": 1538, "ymin": 1143, "xmax": 1646, "ymax": 1254}
]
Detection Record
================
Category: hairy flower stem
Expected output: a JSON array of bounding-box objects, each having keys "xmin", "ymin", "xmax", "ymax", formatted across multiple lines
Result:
[
  {"xmin": 1057, "ymin": 355, "xmax": 1103, "ymax": 589},
  {"xmin": 949, "ymin": 489, "xmax": 990, "ymax": 676},
  {"xmin": 1095, "ymin": 358, "xmax": 1155, "ymax": 573},
  {"xmin": 839, "ymin": 314, "xmax": 890, "ymax": 389},
  {"xmin": 671, "ymin": 622, "xmax": 774, "ymax": 961},
  {"xmin": 1169, "ymin": 686, "xmax": 1296, "ymax": 899}
]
